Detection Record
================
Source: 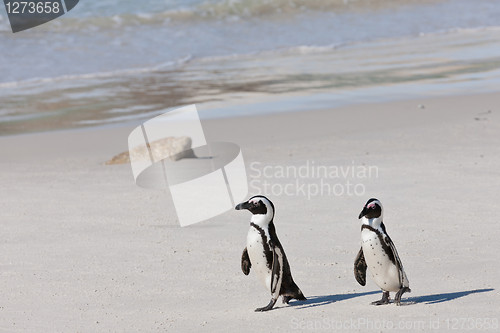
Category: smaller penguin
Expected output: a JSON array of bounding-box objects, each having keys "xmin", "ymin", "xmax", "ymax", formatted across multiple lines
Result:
[
  {"xmin": 354, "ymin": 198, "xmax": 411, "ymax": 305},
  {"xmin": 235, "ymin": 195, "xmax": 306, "ymax": 311}
]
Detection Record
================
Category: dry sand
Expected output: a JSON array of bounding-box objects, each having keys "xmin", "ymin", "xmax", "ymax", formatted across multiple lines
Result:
[{"xmin": 1, "ymin": 93, "xmax": 499, "ymax": 332}]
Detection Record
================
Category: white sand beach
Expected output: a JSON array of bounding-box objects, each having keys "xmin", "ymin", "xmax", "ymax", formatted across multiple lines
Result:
[{"xmin": 1, "ymin": 92, "xmax": 499, "ymax": 332}]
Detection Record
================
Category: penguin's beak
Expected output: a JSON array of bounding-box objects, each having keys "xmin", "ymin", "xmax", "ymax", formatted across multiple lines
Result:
[
  {"xmin": 358, "ymin": 207, "xmax": 367, "ymax": 219},
  {"xmin": 235, "ymin": 201, "xmax": 250, "ymax": 210}
]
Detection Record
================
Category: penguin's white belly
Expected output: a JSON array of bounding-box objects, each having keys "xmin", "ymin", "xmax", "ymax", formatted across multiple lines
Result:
[
  {"xmin": 247, "ymin": 227, "xmax": 272, "ymax": 291},
  {"xmin": 361, "ymin": 229, "xmax": 400, "ymax": 292}
]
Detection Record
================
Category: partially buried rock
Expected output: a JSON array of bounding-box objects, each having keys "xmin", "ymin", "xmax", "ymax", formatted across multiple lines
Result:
[{"xmin": 106, "ymin": 136, "xmax": 193, "ymax": 165}]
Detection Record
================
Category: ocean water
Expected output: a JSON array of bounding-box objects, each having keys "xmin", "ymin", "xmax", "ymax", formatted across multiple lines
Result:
[{"xmin": 1, "ymin": 0, "xmax": 500, "ymax": 135}]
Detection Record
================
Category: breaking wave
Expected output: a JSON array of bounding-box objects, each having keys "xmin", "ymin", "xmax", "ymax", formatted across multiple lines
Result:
[{"xmin": 0, "ymin": 0, "xmax": 444, "ymax": 32}]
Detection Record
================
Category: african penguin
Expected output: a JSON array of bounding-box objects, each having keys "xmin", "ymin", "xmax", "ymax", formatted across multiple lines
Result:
[
  {"xmin": 235, "ymin": 195, "xmax": 306, "ymax": 311},
  {"xmin": 354, "ymin": 198, "xmax": 411, "ymax": 305}
]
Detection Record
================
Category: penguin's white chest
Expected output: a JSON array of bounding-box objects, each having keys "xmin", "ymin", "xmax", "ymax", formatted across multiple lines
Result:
[
  {"xmin": 247, "ymin": 227, "xmax": 272, "ymax": 291},
  {"xmin": 361, "ymin": 229, "xmax": 400, "ymax": 292}
]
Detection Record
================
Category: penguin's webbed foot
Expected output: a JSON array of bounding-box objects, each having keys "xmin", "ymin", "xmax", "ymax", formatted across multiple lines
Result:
[
  {"xmin": 371, "ymin": 299, "xmax": 390, "ymax": 306},
  {"xmin": 395, "ymin": 287, "xmax": 411, "ymax": 306},
  {"xmin": 255, "ymin": 298, "xmax": 277, "ymax": 312},
  {"xmin": 371, "ymin": 291, "xmax": 390, "ymax": 306},
  {"xmin": 282, "ymin": 296, "xmax": 291, "ymax": 304}
]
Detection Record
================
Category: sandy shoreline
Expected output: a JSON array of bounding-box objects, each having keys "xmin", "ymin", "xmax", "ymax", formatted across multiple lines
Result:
[{"xmin": 1, "ymin": 93, "xmax": 499, "ymax": 332}]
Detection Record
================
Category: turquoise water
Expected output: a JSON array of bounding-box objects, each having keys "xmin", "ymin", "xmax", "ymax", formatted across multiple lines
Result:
[{"xmin": 1, "ymin": 0, "xmax": 500, "ymax": 134}]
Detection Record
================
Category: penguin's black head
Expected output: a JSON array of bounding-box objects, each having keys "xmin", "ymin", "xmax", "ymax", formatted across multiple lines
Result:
[
  {"xmin": 235, "ymin": 195, "xmax": 275, "ymax": 217},
  {"xmin": 359, "ymin": 198, "xmax": 382, "ymax": 219}
]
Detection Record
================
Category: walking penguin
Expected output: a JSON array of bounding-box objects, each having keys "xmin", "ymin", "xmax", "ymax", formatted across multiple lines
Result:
[
  {"xmin": 235, "ymin": 195, "xmax": 306, "ymax": 311},
  {"xmin": 354, "ymin": 198, "xmax": 411, "ymax": 305}
]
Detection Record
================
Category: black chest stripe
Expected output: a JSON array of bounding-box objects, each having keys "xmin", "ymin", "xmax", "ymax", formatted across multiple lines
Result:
[
  {"xmin": 362, "ymin": 224, "xmax": 396, "ymax": 265},
  {"xmin": 250, "ymin": 223, "xmax": 274, "ymax": 270}
]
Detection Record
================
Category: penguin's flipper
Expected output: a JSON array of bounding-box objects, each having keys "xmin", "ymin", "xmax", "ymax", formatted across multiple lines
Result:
[
  {"xmin": 270, "ymin": 242, "xmax": 284, "ymax": 300},
  {"xmin": 254, "ymin": 242, "xmax": 283, "ymax": 312},
  {"xmin": 380, "ymin": 223, "xmax": 409, "ymax": 288},
  {"xmin": 241, "ymin": 247, "xmax": 251, "ymax": 275},
  {"xmin": 354, "ymin": 247, "xmax": 367, "ymax": 286}
]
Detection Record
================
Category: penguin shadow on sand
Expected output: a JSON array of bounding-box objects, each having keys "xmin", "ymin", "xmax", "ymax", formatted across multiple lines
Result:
[
  {"xmin": 401, "ymin": 288, "xmax": 494, "ymax": 306},
  {"xmin": 287, "ymin": 290, "xmax": 380, "ymax": 310},
  {"xmin": 286, "ymin": 289, "xmax": 494, "ymax": 309}
]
